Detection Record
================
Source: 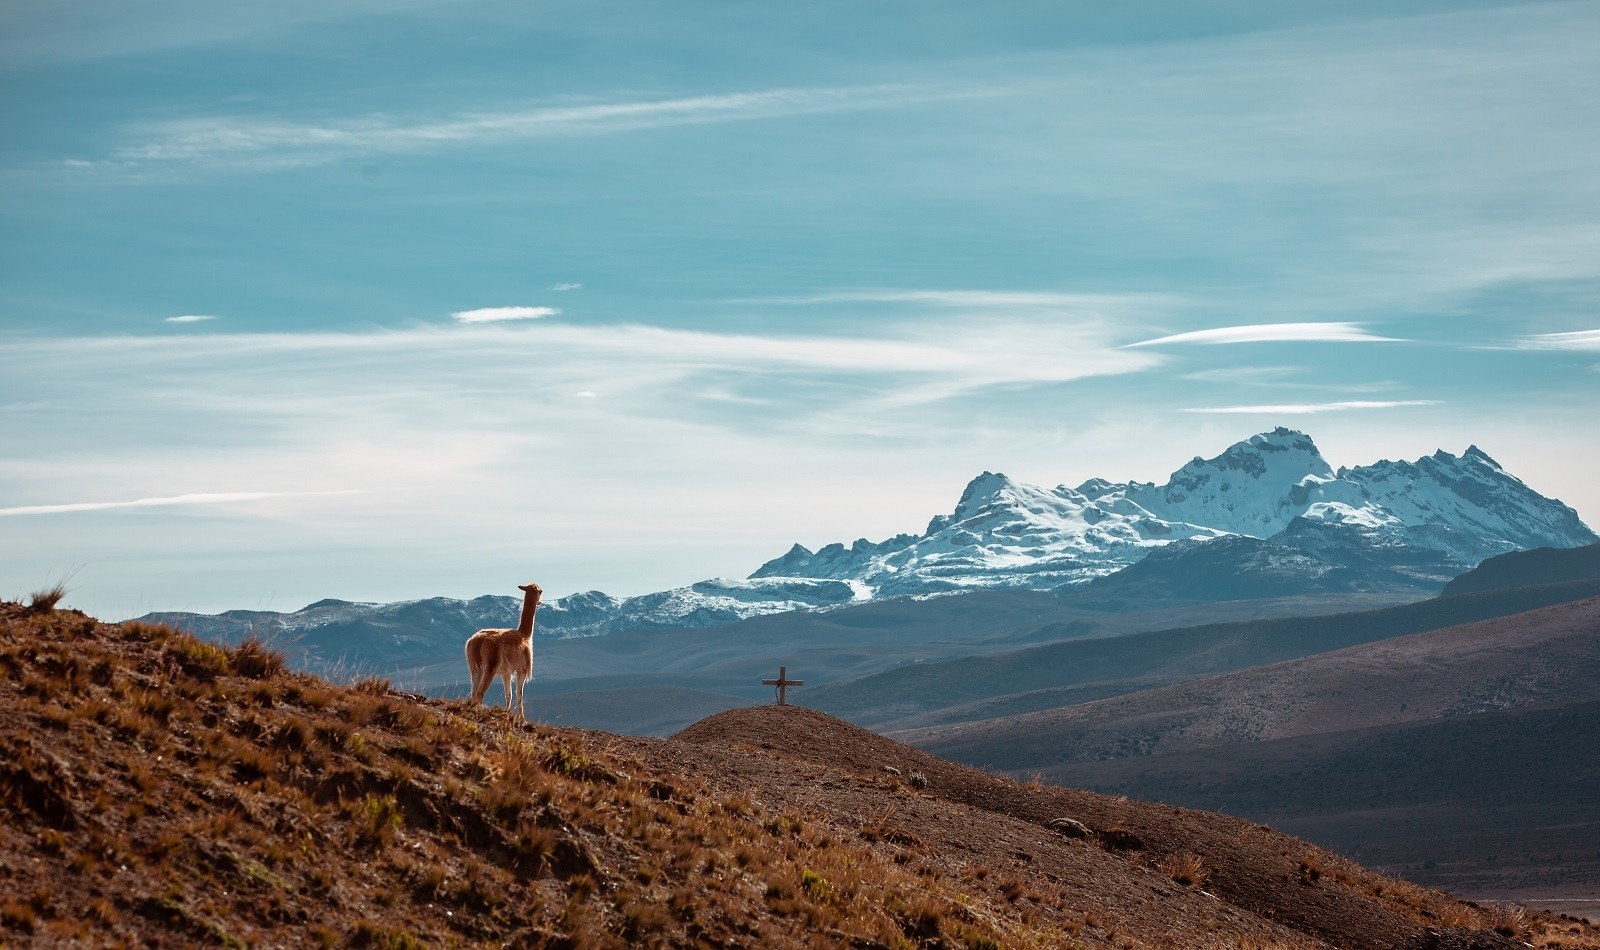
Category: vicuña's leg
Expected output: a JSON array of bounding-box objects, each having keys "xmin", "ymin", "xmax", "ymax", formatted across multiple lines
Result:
[
  {"xmin": 513, "ymin": 674, "xmax": 526, "ymax": 721},
  {"xmin": 501, "ymin": 671, "xmax": 514, "ymax": 714}
]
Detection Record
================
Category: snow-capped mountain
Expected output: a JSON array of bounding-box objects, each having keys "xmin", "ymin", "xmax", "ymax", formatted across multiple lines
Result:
[
  {"xmin": 144, "ymin": 429, "xmax": 1595, "ymax": 660},
  {"xmin": 751, "ymin": 428, "xmax": 1595, "ymax": 596},
  {"xmin": 750, "ymin": 470, "xmax": 1231, "ymax": 596}
]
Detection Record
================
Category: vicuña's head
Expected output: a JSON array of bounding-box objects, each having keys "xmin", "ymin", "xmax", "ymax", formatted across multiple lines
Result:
[{"xmin": 518, "ymin": 582, "xmax": 543, "ymax": 605}]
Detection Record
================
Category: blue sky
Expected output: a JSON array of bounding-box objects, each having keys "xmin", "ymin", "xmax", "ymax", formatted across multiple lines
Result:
[{"xmin": 3, "ymin": 1, "xmax": 1598, "ymax": 617}]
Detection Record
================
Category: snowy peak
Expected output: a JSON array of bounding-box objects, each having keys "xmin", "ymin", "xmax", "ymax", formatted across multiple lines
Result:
[
  {"xmin": 951, "ymin": 471, "xmax": 1025, "ymax": 521},
  {"xmin": 747, "ymin": 429, "xmax": 1594, "ymax": 599},
  {"xmin": 1128, "ymin": 428, "xmax": 1333, "ymax": 537},
  {"xmin": 1332, "ymin": 445, "xmax": 1597, "ymax": 560}
]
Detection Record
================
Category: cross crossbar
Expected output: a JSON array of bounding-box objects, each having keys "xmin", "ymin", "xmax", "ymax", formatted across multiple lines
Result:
[{"xmin": 761, "ymin": 665, "xmax": 805, "ymax": 705}]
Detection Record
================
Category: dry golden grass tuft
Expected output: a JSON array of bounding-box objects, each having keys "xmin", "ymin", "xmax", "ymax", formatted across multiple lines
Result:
[{"xmin": 1157, "ymin": 850, "xmax": 1210, "ymax": 889}]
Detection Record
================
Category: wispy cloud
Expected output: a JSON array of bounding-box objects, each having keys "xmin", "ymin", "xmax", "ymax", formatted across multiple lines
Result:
[
  {"xmin": 0, "ymin": 490, "xmax": 363, "ymax": 518},
  {"xmin": 7, "ymin": 315, "xmax": 1160, "ymax": 417},
  {"xmin": 1181, "ymin": 400, "xmax": 1440, "ymax": 414},
  {"xmin": 1181, "ymin": 366, "xmax": 1301, "ymax": 385},
  {"xmin": 113, "ymin": 84, "xmax": 966, "ymax": 169},
  {"xmin": 741, "ymin": 289, "xmax": 1177, "ymax": 310},
  {"xmin": 1181, "ymin": 365, "xmax": 1402, "ymax": 393},
  {"xmin": 1127, "ymin": 323, "xmax": 1403, "ymax": 347},
  {"xmin": 451, "ymin": 306, "xmax": 560, "ymax": 324},
  {"xmin": 165, "ymin": 314, "xmax": 218, "ymax": 324},
  {"xmin": 1507, "ymin": 329, "xmax": 1600, "ymax": 351},
  {"xmin": 550, "ymin": 283, "xmax": 582, "ymax": 292}
]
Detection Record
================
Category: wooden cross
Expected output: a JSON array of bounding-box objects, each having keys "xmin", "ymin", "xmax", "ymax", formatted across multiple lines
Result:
[{"xmin": 762, "ymin": 666, "xmax": 804, "ymax": 706}]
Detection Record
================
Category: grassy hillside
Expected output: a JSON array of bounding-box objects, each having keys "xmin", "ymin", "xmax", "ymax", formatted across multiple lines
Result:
[{"xmin": 5, "ymin": 598, "xmax": 1594, "ymax": 947}]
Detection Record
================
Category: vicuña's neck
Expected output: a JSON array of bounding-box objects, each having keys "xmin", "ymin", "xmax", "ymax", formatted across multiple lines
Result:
[{"xmin": 516, "ymin": 595, "xmax": 538, "ymax": 636}]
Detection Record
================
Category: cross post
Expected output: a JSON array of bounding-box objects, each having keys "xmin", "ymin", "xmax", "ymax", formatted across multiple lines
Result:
[{"xmin": 761, "ymin": 666, "xmax": 804, "ymax": 706}]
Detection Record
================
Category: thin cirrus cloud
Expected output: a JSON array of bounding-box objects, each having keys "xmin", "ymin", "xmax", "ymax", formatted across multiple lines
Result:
[
  {"xmin": 1181, "ymin": 400, "xmax": 1441, "ymax": 415},
  {"xmin": 550, "ymin": 283, "xmax": 582, "ymax": 292},
  {"xmin": 451, "ymin": 306, "xmax": 560, "ymax": 324},
  {"xmin": 0, "ymin": 490, "xmax": 364, "ymax": 518},
  {"xmin": 7, "ymin": 315, "xmax": 1160, "ymax": 417},
  {"xmin": 112, "ymin": 84, "xmax": 967, "ymax": 168},
  {"xmin": 1125, "ymin": 322, "xmax": 1404, "ymax": 347},
  {"xmin": 1507, "ymin": 329, "xmax": 1600, "ymax": 351},
  {"xmin": 164, "ymin": 314, "xmax": 218, "ymax": 324},
  {"xmin": 741, "ymin": 289, "xmax": 1178, "ymax": 310}
]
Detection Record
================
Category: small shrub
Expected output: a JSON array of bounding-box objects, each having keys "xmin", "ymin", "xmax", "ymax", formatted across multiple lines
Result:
[
  {"xmin": 412, "ymin": 865, "xmax": 448, "ymax": 900},
  {"xmin": 354, "ymin": 676, "xmax": 391, "ymax": 695},
  {"xmin": 229, "ymin": 637, "xmax": 285, "ymax": 679},
  {"xmin": 84, "ymin": 899, "xmax": 116, "ymax": 926},
  {"xmin": 800, "ymin": 868, "xmax": 837, "ymax": 906},
  {"xmin": 1159, "ymin": 851, "xmax": 1210, "ymax": 888},
  {"xmin": 1486, "ymin": 903, "xmax": 1526, "ymax": 937},
  {"xmin": 349, "ymin": 794, "xmax": 403, "ymax": 846},
  {"xmin": 515, "ymin": 822, "xmax": 558, "ymax": 871},
  {"xmin": 170, "ymin": 637, "xmax": 230, "ymax": 678},
  {"xmin": 229, "ymin": 747, "xmax": 273, "ymax": 784},
  {"xmin": 27, "ymin": 584, "xmax": 67, "ymax": 613},
  {"xmin": 349, "ymin": 921, "xmax": 423, "ymax": 949},
  {"xmin": 137, "ymin": 689, "xmax": 177, "ymax": 724},
  {"xmin": 1297, "ymin": 855, "xmax": 1323, "ymax": 883},
  {"xmin": 908, "ymin": 771, "xmax": 928, "ymax": 789},
  {"xmin": 544, "ymin": 746, "xmax": 615, "ymax": 783},
  {"xmin": 623, "ymin": 899, "xmax": 674, "ymax": 937},
  {"xmin": 273, "ymin": 718, "xmax": 312, "ymax": 750}
]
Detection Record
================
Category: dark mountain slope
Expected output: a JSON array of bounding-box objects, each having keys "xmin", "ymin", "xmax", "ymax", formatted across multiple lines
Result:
[
  {"xmin": 808, "ymin": 575, "xmax": 1600, "ymax": 727},
  {"xmin": 1040, "ymin": 697, "xmax": 1600, "ymax": 919},
  {"xmin": 1442, "ymin": 541, "xmax": 1600, "ymax": 597},
  {"xmin": 902, "ymin": 595, "xmax": 1600, "ymax": 770}
]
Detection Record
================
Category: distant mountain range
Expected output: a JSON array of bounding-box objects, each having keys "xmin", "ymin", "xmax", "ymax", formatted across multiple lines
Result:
[
  {"xmin": 142, "ymin": 429, "xmax": 1595, "ymax": 667},
  {"xmin": 754, "ymin": 428, "xmax": 1593, "ymax": 593}
]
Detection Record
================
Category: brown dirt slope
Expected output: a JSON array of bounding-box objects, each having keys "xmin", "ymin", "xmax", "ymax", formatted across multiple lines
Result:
[{"xmin": 2, "ymin": 600, "xmax": 1593, "ymax": 948}]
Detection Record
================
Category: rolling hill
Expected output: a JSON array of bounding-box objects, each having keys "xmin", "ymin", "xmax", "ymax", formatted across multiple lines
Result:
[
  {"xmin": 5, "ymin": 597, "xmax": 1593, "ymax": 947},
  {"xmin": 1442, "ymin": 542, "xmax": 1600, "ymax": 597},
  {"xmin": 900, "ymin": 595, "xmax": 1600, "ymax": 769},
  {"xmin": 889, "ymin": 590, "xmax": 1600, "ymax": 919},
  {"xmin": 806, "ymin": 574, "xmax": 1600, "ymax": 729}
]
